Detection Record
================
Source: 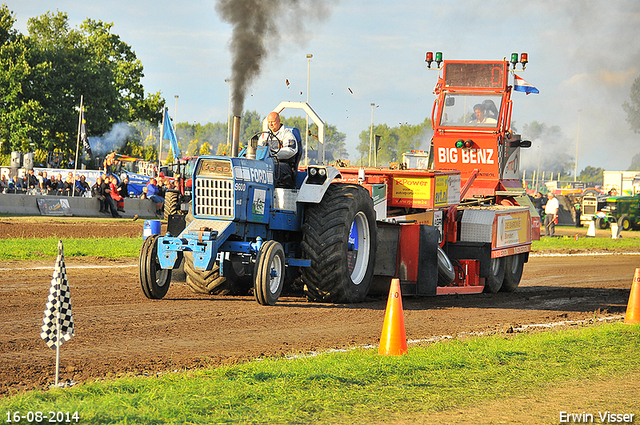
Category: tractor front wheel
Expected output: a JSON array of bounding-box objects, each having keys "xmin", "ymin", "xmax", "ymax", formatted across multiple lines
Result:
[
  {"xmin": 139, "ymin": 235, "xmax": 172, "ymax": 299},
  {"xmin": 253, "ymin": 241, "xmax": 286, "ymax": 306}
]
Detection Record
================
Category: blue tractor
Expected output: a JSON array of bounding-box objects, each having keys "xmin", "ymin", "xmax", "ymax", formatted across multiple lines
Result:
[{"xmin": 139, "ymin": 104, "xmax": 378, "ymax": 305}]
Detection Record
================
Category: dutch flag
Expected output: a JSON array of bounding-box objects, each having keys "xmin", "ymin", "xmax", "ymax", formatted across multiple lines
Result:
[{"xmin": 513, "ymin": 74, "xmax": 539, "ymax": 94}]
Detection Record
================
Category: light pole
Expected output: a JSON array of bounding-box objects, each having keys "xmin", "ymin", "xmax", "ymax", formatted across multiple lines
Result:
[
  {"xmin": 225, "ymin": 79, "xmax": 232, "ymax": 149},
  {"xmin": 574, "ymin": 109, "xmax": 581, "ymax": 182},
  {"xmin": 305, "ymin": 54, "xmax": 312, "ymax": 165},
  {"xmin": 369, "ymin": 103, "xmax": 377, "ymax": 166}
]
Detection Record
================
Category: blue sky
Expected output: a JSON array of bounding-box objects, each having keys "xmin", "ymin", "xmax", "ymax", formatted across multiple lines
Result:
[{"xmin": 7, "ymin": 0, "xmax": 640, "ymax": 173}]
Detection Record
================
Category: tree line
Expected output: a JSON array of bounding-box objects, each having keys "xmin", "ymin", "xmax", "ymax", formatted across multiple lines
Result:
[{"xmin": 2, "ymin": 4, "xmax": 638, "ymax": 177}]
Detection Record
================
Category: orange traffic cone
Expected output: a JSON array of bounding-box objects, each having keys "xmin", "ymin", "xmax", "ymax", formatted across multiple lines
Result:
[
  {"xmin": 624, "ymin": 268, "xmax": 640, "ymax": 324},
  {"xmin": 379, "ymin": 278, "xmax": 407, "ymax": 355}
]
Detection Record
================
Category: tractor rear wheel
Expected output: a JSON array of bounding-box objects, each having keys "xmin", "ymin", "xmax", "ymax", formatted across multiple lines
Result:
[
  {"xmin": 618, "ymin": 215, "xmax": 632, "ymax": 231},
  {"xmin": 501, "ymin": 253, "xmax": 525, "ymax": 292},
  {"xmin": 181, "ymin": 209, "xmax": 246, "ymax": 295},
  {"xmin": 164, "ymin": 190, "xmax": 180, "ymax": 220},
  {"xmin": 139, "ymin": 235, "xmax": 172, "ymax": 299},
  {"xmin": 184, "ymin": 253, "xmax": 244, "ymax": 295},
  {"xmin": 483, "ymin": 256, "xmax": 505, "ymax": 293},
  {"xmin": 301, "ymin": 183, "xmax": 377, "ymax": 303},
  {"xmin": 253, "ymin": 240, "xmax": 286, "ymax": 306}
]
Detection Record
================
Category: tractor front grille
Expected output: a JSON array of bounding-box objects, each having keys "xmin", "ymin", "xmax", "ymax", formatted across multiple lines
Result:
[
  {"xmin": 583, "ymin": 203, "xmax": 596, "ymax": 215},
  {"xmin": 195, "ymin": 178, "xmax": 234, "ymax": 218}
]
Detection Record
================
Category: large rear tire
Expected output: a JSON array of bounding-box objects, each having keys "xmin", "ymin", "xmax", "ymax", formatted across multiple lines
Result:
[
  {"xmin": 483, "ymin": 256, "xmax": 505, "ymax": 293},
  {"xmin": 181, "ymin": 208, "xmax": 246, "ymax": 295},
  {"xmin": 184, "ymin": 254, "xmax": 244, "ymax": 295},
  {"xmin": 618, "ymin": 215, "xmax": 632, "ymax": 231},
  {"xmin": 139, "ymin": 235, "xmax": 172, "ymax": 299},
  {"xmin": 501, "ymin": 253, "xmax": 525, "ymax": 292},
  {"xmin": 164, "ymin": 190, "xmax": 180, "ymax": 220},
  {"xmin": 253, "ymin": 241, "xmax": 285, "ymax": 306},
  {"xmin": 301, "ymin": 183, "xmax": 377, "ymax": 303}
]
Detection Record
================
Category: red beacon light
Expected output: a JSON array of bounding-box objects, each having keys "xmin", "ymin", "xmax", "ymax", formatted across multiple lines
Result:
[
  {"xmin": 425, "ymin": 51, "xmax": 434, "ymax": 68},
  {"xmin": 425, "ymin": 51, "xmax": 443, "ymax": 69},
  {"xmin": 509, "ymin": 52, "xmax": 529, "ymax": 70},
  {"xmin": 455, "ymin": 139, "xmax": 475, "ymax": 149}
]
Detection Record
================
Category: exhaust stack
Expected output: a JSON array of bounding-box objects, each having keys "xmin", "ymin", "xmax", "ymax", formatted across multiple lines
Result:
[{"xmin": 231, "ymin": 115, "xmax": 241, "ymax": 157}]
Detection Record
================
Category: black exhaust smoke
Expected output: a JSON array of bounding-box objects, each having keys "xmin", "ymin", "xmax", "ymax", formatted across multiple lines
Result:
[{"xmin": 215, "ymin": 0, "xmax": 335, "ymax": 117}]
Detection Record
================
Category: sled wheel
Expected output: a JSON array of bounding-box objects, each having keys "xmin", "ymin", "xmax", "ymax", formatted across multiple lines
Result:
[
  {"xmin": 302, "ymin": 183, "xmax": 377, "ymax": 303},
  {"xmin": 501, "ymin": 253, "xmax": 525, "ymax": 292},
  {"xmin": 483, "ymin": 256, "xmax": 505, "ymax": 293},
  {"xmin": 253, "ymin": 241, "xmax": 285, "ymax": 306},
  {"xmin": 139, "ymin": 235, "xmax": 171, "ymax": 299},
  {"xmin": 437, "ymin": 247, "xmax": 455, "ymax": 286}
]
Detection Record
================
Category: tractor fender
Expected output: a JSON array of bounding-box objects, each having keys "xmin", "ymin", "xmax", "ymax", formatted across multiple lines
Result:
[{"xmin": 297, "ymin": 166, "xmax": 342, "ymax": 204}]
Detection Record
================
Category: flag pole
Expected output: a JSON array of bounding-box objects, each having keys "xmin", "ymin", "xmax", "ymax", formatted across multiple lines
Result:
[
  {"xmin": 72, "ymin": 96, "xmax": 83, "ymax": 197},
  {"xmin": 54, "ymin": 240, "xmax": 63, "ymax": 386},
  {"xmin": 158, "ymin": 108, "xmax": 165, "ymax": 177},
  {"xmin": 55, "ymin": 277, "xmax": 61, "ymax": 387}
]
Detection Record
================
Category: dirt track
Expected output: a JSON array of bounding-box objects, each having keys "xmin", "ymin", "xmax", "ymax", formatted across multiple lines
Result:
[{"xmin": 0, "ymin": 219, "xmax": 637, "ymax": 396}]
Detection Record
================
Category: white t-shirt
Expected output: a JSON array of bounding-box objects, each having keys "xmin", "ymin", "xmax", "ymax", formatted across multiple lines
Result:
[
  {"xmin": 545, "ymin": 197, "xmax": 559, "ymax": 215},
  {"xmin": 259, "ymin": 126, "xmax": 298, "ymax": 161}
]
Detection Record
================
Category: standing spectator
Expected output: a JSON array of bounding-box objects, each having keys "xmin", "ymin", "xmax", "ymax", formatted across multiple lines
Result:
[
  {"xmin": 145, "ymin": 178, "xmax": 164, "ymax": 217},
  {"xmin": 544, "ymin": 192, "xmax": 560, "ymax": 237},
  {"xmin": 533, "ymin": 192, "xmax": 544, "ymax": 218},
  {"xmin": 92, "ymin": 177, "xmax": 107, "ymax": 213},
  {"xmin": 109, "ymin": 175, "xmax": 125, "ymax": 213},
  {"xmin": 101, "ymin": 175, "xmax": 121, "ymax": 218},
  {"xmin": 36, "ymin": 171, "xmax": 44, "ymax": 192}
]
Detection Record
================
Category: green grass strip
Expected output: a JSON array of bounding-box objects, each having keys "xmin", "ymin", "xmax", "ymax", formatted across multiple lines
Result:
[
  {"xmin": 532, "ymin": 234, "xmax": 640, "ymax": 251},
  {"xmin": 0, "ymin": 237, "xmax": 142, "ymax": 260},
  {"xmin": 1, "ymin": 323, "xmax": 638, "ymax": 424},
  {"xmin": 0, "ymin": 230, "xmax": 637, "ymax": 261}
]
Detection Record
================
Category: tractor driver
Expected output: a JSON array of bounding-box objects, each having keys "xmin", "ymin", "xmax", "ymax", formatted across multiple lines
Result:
[
  {"xmin": 471, "ymin": 104, "xmax": 497, "ymax": 125},
  {"xmin": 258, "ymin": 111, "xmax": 299, "ymax": 187}
]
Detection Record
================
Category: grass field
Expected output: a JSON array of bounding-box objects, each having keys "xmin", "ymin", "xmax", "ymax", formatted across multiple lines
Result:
[
  {"xmin": 1, "ymin": 323, "xmax": 638, "ymax": 424},
  {"xmin": 0, "ymin": 225, "xmax": 638, "ymax": 261}
]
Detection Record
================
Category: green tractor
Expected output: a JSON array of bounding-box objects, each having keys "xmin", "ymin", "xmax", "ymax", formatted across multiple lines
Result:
[{"xmin": 596, "ymin": 194, "xmax": 640, "ymax": 231}]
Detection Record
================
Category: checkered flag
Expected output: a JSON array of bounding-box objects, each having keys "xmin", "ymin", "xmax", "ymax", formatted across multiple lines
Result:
[{"xmin": 41, "ymin": 241, "xmax": 74, "ymax": 349}]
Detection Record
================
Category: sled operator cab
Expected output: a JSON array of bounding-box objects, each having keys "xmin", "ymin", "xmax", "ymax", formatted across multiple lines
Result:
[{"xmin": 429, "ymin": 55, "xmax": 532, "ymax": 200}]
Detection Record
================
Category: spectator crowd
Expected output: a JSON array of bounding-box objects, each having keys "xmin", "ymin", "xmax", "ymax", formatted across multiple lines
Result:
[{"xmin": 1, "ymin": 169, "xmax": 175, "ymax": 218}]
